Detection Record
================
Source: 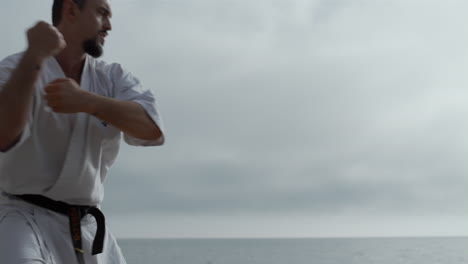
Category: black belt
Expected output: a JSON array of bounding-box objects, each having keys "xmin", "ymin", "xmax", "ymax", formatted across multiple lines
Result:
[{"xmin": 14, "ymin": 194, "xmax": 106, "ymax": 256}]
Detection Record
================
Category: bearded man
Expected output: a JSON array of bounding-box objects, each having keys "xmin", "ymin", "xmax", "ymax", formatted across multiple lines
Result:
[{"xmin": 0, "ymin": 0, "xmax": 165, "ymax": 263}]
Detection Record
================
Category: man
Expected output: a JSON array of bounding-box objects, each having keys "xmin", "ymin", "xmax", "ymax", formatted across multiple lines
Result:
[{"xmin": 0, "ymin": 0, "xmax": 165, "ymax": 263}]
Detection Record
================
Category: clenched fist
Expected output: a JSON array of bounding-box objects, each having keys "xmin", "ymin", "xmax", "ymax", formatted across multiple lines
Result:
[
  {"xmin": 44, "ymin": 78, "xmax": 92, "ymax": 113},
  {"xmin": 27, "ymin": 21, "xmax": 66, "ymax": 60}
]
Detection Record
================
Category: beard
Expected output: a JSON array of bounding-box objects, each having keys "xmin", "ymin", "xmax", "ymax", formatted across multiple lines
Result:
[{"xmin": 83, "ymin": 37, "xmax": 103, "ymax": 58}]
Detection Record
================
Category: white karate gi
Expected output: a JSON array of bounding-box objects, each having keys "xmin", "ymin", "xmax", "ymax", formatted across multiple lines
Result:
[{"xmin": 0, "ymin": 52, "xmax": 165, "ymax": 263}]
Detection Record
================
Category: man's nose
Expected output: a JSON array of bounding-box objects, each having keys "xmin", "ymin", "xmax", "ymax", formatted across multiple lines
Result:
[{"xmin": 104, "ymin": 19, "xmax": 112, "ymax": 31}]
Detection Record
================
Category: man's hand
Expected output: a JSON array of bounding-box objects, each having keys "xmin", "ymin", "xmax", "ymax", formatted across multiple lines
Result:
[
  {"xmin": 44, "ymin": 79, "xmax": 92, "ymax": 113},
  {"xmin": 27, "ymin": 21, "xmax": 66, "ymax": 60}
]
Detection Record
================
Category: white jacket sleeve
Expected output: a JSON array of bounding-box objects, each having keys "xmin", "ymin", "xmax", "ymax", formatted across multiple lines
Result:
[{"xmin": 112, "ymin": 64, "xmax": 165, "ymax": 146}]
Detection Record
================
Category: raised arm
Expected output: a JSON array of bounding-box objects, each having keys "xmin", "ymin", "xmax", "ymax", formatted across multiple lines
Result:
[
  {"xmin": 0, "ymin": 21, "xmax": 65, "ymax": 151},
  {"xmin": 43, "ymin": 78, "xmax": 164, "ymax": 142}
]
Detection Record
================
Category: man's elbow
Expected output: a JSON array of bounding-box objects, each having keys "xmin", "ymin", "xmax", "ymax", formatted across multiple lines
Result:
[{"xmin": 149, "ymin": 125, "xmax": 165, "ymax": 145}]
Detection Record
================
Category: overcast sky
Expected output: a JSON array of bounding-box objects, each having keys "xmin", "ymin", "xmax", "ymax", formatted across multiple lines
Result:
[{"xmin": 1, "ymin": 0, "xmax": 468, "ymax": 238}]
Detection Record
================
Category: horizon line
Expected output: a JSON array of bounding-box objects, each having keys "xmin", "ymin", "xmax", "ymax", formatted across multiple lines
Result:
[{"xmin": 117, "ymin": 235, "xmax": 468, "ymax": 240}]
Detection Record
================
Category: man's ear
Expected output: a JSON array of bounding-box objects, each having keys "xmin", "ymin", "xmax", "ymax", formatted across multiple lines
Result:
[{"xmin": 62, "ymin": 0, "xmax": 81, "ymax": 24}]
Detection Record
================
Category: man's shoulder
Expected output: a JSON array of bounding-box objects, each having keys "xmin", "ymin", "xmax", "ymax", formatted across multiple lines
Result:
[{"xmin": 0, "ymin": 52, "xmax": 24, "ymax": 69}]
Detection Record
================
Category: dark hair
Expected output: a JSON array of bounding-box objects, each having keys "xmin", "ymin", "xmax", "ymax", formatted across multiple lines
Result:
[{"xmin": 52, "ymin": 0, "xmax": 87, "ymax": 26}]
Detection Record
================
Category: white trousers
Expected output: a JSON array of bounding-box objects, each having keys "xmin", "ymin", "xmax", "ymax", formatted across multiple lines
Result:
[{"xmin": 0, "ymin": 192, "xmax": 127, "ymax": 264}]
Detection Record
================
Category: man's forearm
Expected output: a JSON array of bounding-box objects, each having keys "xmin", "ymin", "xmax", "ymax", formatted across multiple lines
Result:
[
  {"xmin": 0, "ymin": 51, "xmax": 44, "ymax": 150},
  {"xmin": 83, "ymin": 92, "xmax": 163, "ymax": 141}
]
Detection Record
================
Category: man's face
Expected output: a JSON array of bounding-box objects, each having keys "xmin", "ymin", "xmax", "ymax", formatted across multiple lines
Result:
[{"xmin": 76, "ymin": 0, "xmax": 113, "ymax": 58}]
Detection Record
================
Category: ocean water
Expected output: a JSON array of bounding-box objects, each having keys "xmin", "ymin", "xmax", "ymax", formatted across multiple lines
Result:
[{"xmin": 117, "ymin": 237, "xmax": 467, "ymax": 264}]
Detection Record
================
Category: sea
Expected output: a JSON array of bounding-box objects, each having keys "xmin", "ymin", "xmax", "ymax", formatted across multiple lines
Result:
[{"xmin": 117, "ymin": 237, "xmax": 467, "ymax": 264}]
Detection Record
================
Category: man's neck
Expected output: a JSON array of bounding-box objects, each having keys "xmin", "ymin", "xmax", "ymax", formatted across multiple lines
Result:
[{"xmin": 55, "ymin": 46, "xmax": 87, "ymax": 84}]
